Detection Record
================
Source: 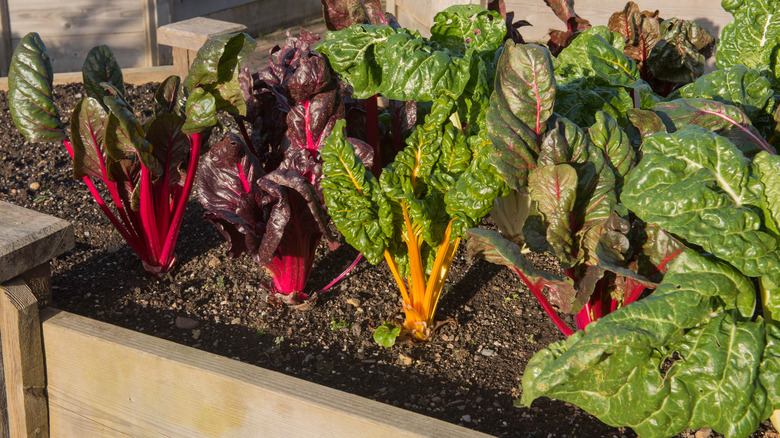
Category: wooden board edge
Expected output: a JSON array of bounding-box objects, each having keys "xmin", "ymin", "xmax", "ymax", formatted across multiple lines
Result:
[
  {"xmin": 40, "ymin": 308, "xmax": 492, "ymax": 438},
  {"xmin": 0, "ymin": 66, "xmax": 175, "ymax": 91}
]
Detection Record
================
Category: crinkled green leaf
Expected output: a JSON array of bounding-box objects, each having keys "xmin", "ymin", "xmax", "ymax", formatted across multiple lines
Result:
[
  {"xmin": 145, "ymin": 113, "xmax": 189, "ymax": 183},
  {"xmin": 717, "ymin": 0, "xmax": 780, "ymax": 87},
  {"xmin": 317, "ymin": 24, "xmax": 472, "ymax": 101},
  {"xmin": 588, "ymin": 111, "xmax": 635, "ymax": 187},
  {"xmin": 626, "ymin": 108, "xmax": 667, "ymax": 139},
  {"xmin": 528, "ymin": 164, "xmax": 577, "ymax": 264},
  {"xmin": 622, "ymin": 127, "xmax": 780, "ymax": 287},
  {"xmin": 465, "ymin": 228, "xmax": 578, "ymax": 312},
  {"xmin": 486, "ymin": 42, "xmax": 555, "ymax": 190},
  {"xmin": 554, "ymin": 76, "xmax": 635, "ymax": 128},
  {"xmin": 82, "ymin": 45, "xmax": 125, "ymax": 107},
  {"xmin": 554, "ymin": 26, "xmax": 626, "ymax": 80},
  {"xmin": 586, "ymin": 36, "xmax": 640, "ymax": 87},
  {"xmin": 521, "ymin": 250, "xmax": 772, "ymax": 438},
  {"xmin": 102, "ymin": 85, "xmax": 163, "ymax": 177},
  {"xmin": 8, "ymin": 32, "xmax": 66, "ymax": 143},
  {"xmin": 673, "ymin": 65, "xmax": 777, "ymax": 138},
  {"xmin": 653, "ymin": 98, "xmax": 775, "ymax": 157},
  {"xmin": 70, "ymin": 97, "xmax": 108, "ymax": 180},
  {"xmin": 322, "ymin": 120, "xmax": 388, "ymax": 265},
  {"xmin": 183, "ymin": 32, "xmax": 256, "ymax": 133},
  {"xmin": 430, "ymin": 5, "xmax": 505, "ymax": 54}
]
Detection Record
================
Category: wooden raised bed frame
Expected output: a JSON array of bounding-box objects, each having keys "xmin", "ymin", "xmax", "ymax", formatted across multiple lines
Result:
[{"xmin": 0, "ymin": 201, "xmax": 489, "ymax": 437}]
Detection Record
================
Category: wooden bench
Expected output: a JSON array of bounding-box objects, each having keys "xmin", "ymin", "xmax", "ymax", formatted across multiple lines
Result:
[
  {"xmin": 0, "ymin": 201, "xmax": 74, "ymax": 437},
  {"xmin": 157, "ymin": 17, "xmax": 249, "ymax": 80}
]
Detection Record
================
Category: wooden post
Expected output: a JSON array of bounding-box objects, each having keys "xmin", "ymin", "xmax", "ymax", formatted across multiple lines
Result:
[
  {"xmin": 0, "ymin": 278, "xmax": 48, "ymax": 437},
  {"xmin": 157, "ymin": 17, "xmax": 247, "ymax": 79},
  {"xmin": 0, "ymin": 201, "xmax": 74, "ymax": 437}
]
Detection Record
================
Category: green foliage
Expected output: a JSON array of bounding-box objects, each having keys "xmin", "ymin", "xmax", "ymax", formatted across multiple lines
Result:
[{"xmin": 373, "ymin": 322, "xmax": 401, "ymax": 347}]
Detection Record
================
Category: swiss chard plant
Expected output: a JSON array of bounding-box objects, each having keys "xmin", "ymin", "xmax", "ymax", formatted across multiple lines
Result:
[
  {"xmin": 470, "ymin": 41, "xmax": 674, "ymax": 335},
  {"xmin": 319, "ymin": 4, "xmax": 508, "ymax": 342},
  {"xmin": 197, "ymin": 30, "xmax": 351, "ymax": 305},
  {"xmin": 497, "ymin": 2, "xmax": 780, "ymax": 436},
  {"xmin": 8, "ymin": 32, "xmax": 255, "ymax": 274}
]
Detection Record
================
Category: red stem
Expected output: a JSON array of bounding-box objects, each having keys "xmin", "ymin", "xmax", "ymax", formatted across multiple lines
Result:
[
  {"xmin": 515, "ymin": 268, "xmax": 574, "ymax": 337},
  {"xmin": 158, "ymin": 132, "xmax": 202, "ymax": 269},
  {"xmin": 366, "ymin": 95, "xmax": 381, "ymax": 177},
  {"xmin": 318, "ymin": 252, "xmax": 363, "ymax": 294}
]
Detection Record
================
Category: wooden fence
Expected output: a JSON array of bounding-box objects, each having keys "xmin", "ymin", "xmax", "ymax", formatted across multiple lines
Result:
[{"xmin": 0, "ymin": 0, "xmax": 322, "ymax": 76}]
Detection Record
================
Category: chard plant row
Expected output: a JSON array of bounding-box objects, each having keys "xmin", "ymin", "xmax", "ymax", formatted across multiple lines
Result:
[{"xmin": 6, "ymin": 0, "xmax": 780, "ymax": 437}]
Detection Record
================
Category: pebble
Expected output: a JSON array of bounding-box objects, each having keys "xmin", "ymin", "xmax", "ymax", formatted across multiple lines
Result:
[
  {"xmin": 29, "ymin": 182, "xmax": 40, "ymax": 190},
  {"xmin": 480, "ymin": 348, "xmax": 495, "ymax": 357},
  {"xmin": 191, "ymin": 329, "xmax": 201, "ymax": 340},
  {"xmin": 351, "ymin": 323, "xmax": 362, "ymax": 336},
  {"xmin": 175, "ymin": 316, "xmax": 199, "ymax": 329},
  {"xmin": 208, "ymin": 257, "xmax": 220, "ymax": 267},
  {"xmin": 398, "ymin": 354, "xmax": 413, "ymax": 366},
  {"xmin": 695, "ymin": 428, "xmax": 713, "ymax": 438},
  {"xmin": 461, "ymin": 415, "xmax": 471, "ymax": 423},
  {"xmin": 345, "ymin": 297, "xmax": 361, "ymax": 307},
  {"xmin": 230, "ymin": 317, "xmax": 241, "ymax": 325}
]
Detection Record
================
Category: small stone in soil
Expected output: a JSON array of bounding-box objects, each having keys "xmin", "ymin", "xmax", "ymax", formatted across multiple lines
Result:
[
  {"xmin": 192, "ymin": 329, "xmax": 201, "ymax": 340},
  {"xmin": 346, "ymin": 297, "xmax": 361, "ymax": 307},
  {"xmin": 461, "ymin": 415, "xmax": 471, "ymax": 423},
  {"xmin": 480, "ymin": 348, "xmax": 495, "ymax": 357},
  {"xmin": 175, "ymin": 316, "xmax": 199, "ymax": 329},
  {"xmin": 29, "ymin": 181, "xmax": 40, "ymax": 190}
]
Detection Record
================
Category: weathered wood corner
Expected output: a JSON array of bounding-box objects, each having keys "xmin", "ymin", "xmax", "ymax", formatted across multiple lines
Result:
[{"xmin": 0, "ymin": 200, "xmax": 74, "ymax": 438}]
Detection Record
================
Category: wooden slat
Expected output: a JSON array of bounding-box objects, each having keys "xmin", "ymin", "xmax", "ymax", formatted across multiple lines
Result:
[
  {"xmin": 0, "ymin": 201, "xmax": 73, "ymax": 284},
  {"xmin": 0, "ymin": 0, "xmax": 11, "ymax": 77},
  {"xmin": 143, "ymin": 0, "xmax": 159, "ymax": 67},
  {"xmin": 41, "ymin": 308, "xmax": 491, "ymax": 438},
  {"xmin": 0, "ymin": 335, "xmax": 7, "ymax": 438},
  {"xmin": 0, "ymin": 278, "xmax": 48, "ymax": 437},
  {"xmin": 0, "ymin": 65, "xmax": 176, "ymax": 91},
  {"xmin": 7, "ymin": 0, "xmax": 146, "ymax": 38},
  {"xmin": 200, "ymin": 0, "xmax": 322, "ymax": 37}
]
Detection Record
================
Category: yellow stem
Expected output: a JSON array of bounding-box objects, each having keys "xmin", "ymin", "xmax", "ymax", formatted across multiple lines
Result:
[
  {"xmin": 383, "ymin": 250, "xmax": 410, "ymax": 308},
  {"xmin": 427, "ymin": 236, "xmax": 461, "ymax": 323},
  {"xmin": 422, "ymin": 220, "xmax": 455, "ymax": 320},
  {"xmin": 402, "ymin": 204, "xmax": 426, "ymax": 315}
]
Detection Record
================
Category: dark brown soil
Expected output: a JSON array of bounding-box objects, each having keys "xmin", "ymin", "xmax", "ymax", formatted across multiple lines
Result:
[{"xmin": 1, "ymin": 83, "xmax": 777, "ymax": 438}]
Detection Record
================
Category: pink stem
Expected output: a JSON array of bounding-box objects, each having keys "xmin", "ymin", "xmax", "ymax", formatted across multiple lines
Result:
[
  {"xmin": 515, "ymin": 269, "xmax": 574, "ymax": 337},
  {"xmin": 158, "ymin": 132, "xmax": 203, "ymax": 269},
  {"xmin": 139, "ymin": 165, "xmax": 162, "ymax": 261},
  {"xmin": 318, "ymin": 253, "xmax": 363, "ymax": 294},
  {"xmin": 366, "ymin": 95, "xmax": 381, "ymax": 177}
]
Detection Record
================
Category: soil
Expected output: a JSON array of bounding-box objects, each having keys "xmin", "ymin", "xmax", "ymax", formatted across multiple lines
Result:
[{"xmin": 1, "ymin": 83, "xmax": 777, "ymax": 438}]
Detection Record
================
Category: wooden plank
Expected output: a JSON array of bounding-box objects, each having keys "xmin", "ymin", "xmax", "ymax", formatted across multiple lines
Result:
[
  {"xmin": 157, "ymin": 17, "xmax": 247, "ymax": 52},
  {"xmin": 170, "ymin": 0, "xmax": 257, "ymax": 22},
  {"xmin": 0, "ymin": 0, "xmax": 11, "ymax": 77},
  {"xmin": 0, "ymin": 278, "xmax": 48, "ymax": 437},
  {"xmin": 7, "ymin": 0, "xmax": 146, "ymax": 38},
  {"xmin": 0, "ymin": 333, "xmax": 7, "ymax": 438},
  {"xmin": 41, "ymin": 308, "xmax": 491, "ymax": 438},
  {"xmin": 10, "ymin": 31, "xmax": 149, "ymax": 74},
  {"xmin": 0, "ymin": 65, "xmax": 176, "ymax": 91},
  {"xmin": 0, "ymin": 201, "xmax": 73, "ymax": 284},
  {"xmin": 143, "ymin": 0, "xmax": 159, "ymax": 67}
]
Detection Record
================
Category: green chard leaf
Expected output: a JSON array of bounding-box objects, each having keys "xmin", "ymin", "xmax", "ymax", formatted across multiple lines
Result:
[
  {"xmin": 622, "ymin": 127, "xmax": 780, "ymax": 288},
  {"xmin": 8, "ymin": 32, "xmax": 66, "ymax": 143},
  {"xmin": 717, "ymin": 0, "xmax": 780, "ymax": 87},
  {"xmin": 317, "ymin": 24, "xmax": 472, "ymax": 101},
  {"xmin": 486, "ymin": 42, "xmax": 555, "ymax": 190},
  {"xmin": 184, "ymin": 32, "xmax": 256, "ymax": 133},
  {"xmin": 466, "ymin": 228, "xmax": 580, "ymax": 313},
  {"xmin": 430, "ymin": 5, "xmax": 505, "ymax": 54},
  {"xmin": 529, "ymin": 164, "xmax": 577, "ymax": 264},
  {"xmin": 82, "ymin": 45, "xmax": 125, "ymax": 106},
  {"xmin": 672, "ymin": 65, "xmax": 777, "ymax": 139},
  {"xmin": 322, "ymin": 120, "xmax": 389, "ymax": 265},
  {"xmin": 521, "ymin": 250, "xmax": 776, "ymax": 438},
  {"xmin": 647, "ymin": 18, "xmax": 715, "ymax": 84},
  {"xmin": 588, "ymin": 111, "xmax": 635, "ymax": 187},
  {"xmin": 653, "ymin": 98, "xmax": 775, "ymax": 157},
  {"xmin": 70, "ymin": 97, "xmax": 108, "ymax": 180}
]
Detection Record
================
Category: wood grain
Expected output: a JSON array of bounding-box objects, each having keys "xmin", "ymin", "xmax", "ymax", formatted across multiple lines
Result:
[
  {"xmin": 0, "ymin": 201, "xmax": 73, "ymax": 285},
  {"xmin": 41, "ymin": 308, "xmax": 491, "ymax": 437},
  {"xmin": 0, "ymin": 278, "xmax": 48, "ymax": 437}
]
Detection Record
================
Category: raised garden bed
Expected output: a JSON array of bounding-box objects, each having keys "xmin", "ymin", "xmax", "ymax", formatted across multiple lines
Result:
[{"xmin": 3, "ymin": 1, "xmax": 780, "ymax": 437}]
